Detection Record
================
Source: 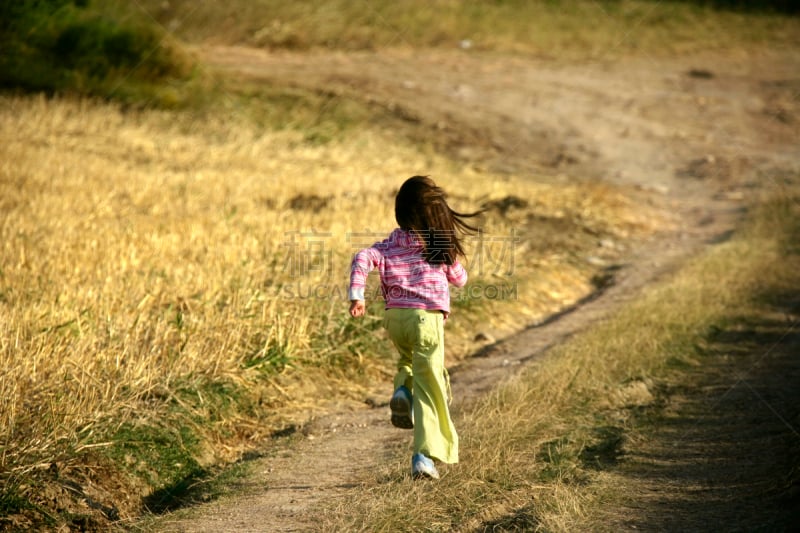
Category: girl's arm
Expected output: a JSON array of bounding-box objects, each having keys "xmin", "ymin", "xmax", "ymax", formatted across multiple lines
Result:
[
  {"xmin": 348, "ymin": 246, "xmax": 383, "ymax": 318},
  {"xmin": 446, "ymin": 260, "xmax": 468, "ymax": 288}
]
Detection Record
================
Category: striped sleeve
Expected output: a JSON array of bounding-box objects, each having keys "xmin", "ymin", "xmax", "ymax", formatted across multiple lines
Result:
[
  {"xmin": 446, "ymin": 260, "xmax": 468, "ymax": 288},
  {"xmin": 349, "ymin": 246, "xmax": 383, "ymax": 301}
]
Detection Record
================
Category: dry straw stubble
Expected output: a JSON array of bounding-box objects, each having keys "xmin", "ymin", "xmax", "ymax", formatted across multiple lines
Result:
[{"xmin": 0, "ymin": 94, "xmax": 659, "ymax": 520}]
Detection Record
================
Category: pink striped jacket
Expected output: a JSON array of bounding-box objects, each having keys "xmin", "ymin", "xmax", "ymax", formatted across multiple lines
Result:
[{"xmin": 348, "ymin": 228, "xmax": 467, "ymax": 313}]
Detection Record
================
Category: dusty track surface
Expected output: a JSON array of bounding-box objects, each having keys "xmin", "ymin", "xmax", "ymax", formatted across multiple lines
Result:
[{"xmin": 158, "ymin": 46, "xmax": 799, "ymax": 532}]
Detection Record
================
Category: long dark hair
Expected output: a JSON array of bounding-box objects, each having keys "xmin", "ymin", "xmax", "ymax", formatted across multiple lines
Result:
[{"xmin": 395, "ymin": 176, "xmax": 482, "ymax": 265}]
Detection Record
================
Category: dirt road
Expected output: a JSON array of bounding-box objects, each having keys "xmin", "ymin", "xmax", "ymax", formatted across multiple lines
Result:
[{"xmin": 158, "ymin": 46, "xmax": 799, "ymax": 531}]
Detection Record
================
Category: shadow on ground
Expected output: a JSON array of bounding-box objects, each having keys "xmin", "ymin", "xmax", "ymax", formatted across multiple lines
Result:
[{"xmin": 615, "ymin": 288, "xmax": 800, "ymax": 531}]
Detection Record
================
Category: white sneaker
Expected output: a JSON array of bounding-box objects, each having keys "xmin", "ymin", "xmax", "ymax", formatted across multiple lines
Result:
[{"xmin": 411, "ymin": 453, "xmax": 439, "ymax": 480}]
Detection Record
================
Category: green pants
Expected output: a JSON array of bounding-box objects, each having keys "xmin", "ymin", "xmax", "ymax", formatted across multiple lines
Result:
[{"xmin": 383, "ymin": 308, "xmax": 458, "ymax": 464}]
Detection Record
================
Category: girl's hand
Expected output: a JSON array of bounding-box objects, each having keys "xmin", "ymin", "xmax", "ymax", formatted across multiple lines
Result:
[{"xmin": 349, "ymin": 300, "xmax": 366, "ymax": 318}]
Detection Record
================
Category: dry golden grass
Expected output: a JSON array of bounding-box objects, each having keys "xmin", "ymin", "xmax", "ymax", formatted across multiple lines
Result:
[
  {"xmin": 0, "ymin": 93, "xmax": 659, "ymax": 522},
  {"xmin": 320, "ymin": 188, "xmax": 800, "ymax": 531}
]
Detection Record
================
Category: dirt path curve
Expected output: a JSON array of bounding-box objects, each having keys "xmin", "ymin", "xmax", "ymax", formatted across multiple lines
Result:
[{"xmin": 159, "ymin": 46, "xmax": 799, "ymax": 532}]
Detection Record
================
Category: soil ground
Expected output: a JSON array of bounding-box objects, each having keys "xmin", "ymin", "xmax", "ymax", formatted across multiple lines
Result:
[{"xmin": 153, "ymin": 46, "xmax": 799, "ymax": 531}]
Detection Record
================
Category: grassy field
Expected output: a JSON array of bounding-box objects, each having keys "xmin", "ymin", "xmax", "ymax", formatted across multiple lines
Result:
[
  {"xmin": 317, "ymin": 185, "xmax": 800, "ymax": 531},
  {"xmin": 5, "ymin": 0, "xmax": 797, "ymax": 111},
  {"xmin": 138, "ymin": 0, "xmax": 800, "ymax": 57},
  {"xmin": 0, "ymin": 91, "xmax": 656, "ymax": 528},
  {"xmin": 2, "ymin": 0, "xmax": 797, "ymax": 529}
]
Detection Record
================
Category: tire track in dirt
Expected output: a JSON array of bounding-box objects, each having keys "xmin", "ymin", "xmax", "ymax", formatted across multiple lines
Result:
[{"xmin": 157, "ymin": 46, "xmax": 799, "ymax": 532}]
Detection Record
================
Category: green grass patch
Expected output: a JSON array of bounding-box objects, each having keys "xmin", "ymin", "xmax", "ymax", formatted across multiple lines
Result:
[
  {"xmin": 105, "ymin": 422, "xmax": 204, "ymax": 501},
  {"xmin": 94, "ymin": 376, "xmax": 260, "ymax": 515},
  {"xmin": 0, "ymin": 0, "xmax": 194, "ymax": 105}
]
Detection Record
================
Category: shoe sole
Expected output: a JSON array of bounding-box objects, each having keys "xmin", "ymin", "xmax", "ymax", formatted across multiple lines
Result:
[
  {"xmin": 389, "ymin": 394, "xmax": 413, "ymax": 429},
  {"xmin": 412, "ymin": 464, "xmax": 440, "ymax": 480}
]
